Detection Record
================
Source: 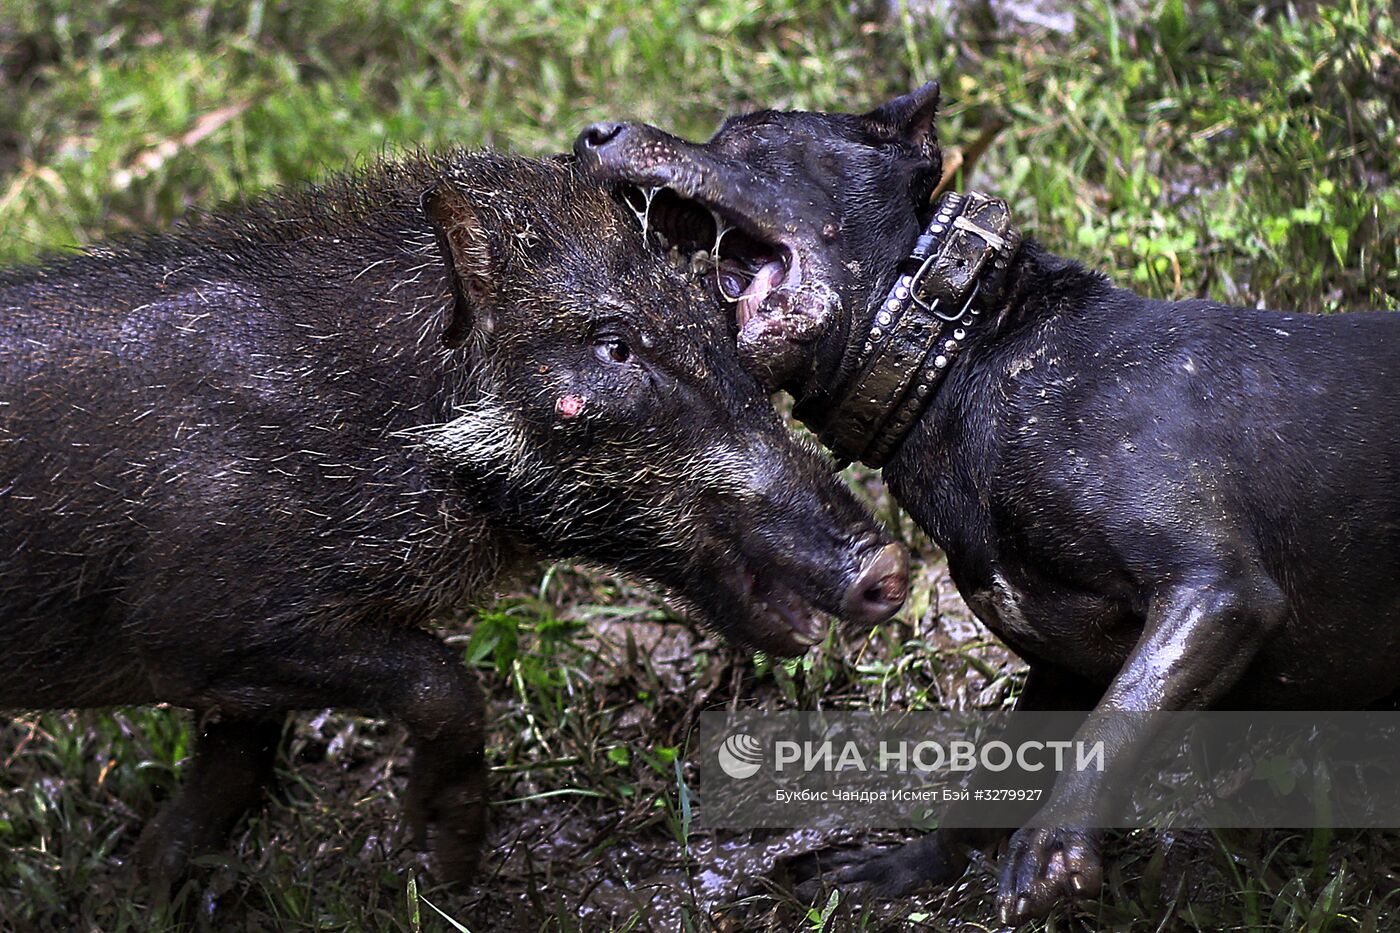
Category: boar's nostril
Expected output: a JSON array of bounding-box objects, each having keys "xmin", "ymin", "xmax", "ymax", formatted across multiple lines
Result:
[
  {"xmin": 577, "ymin": 122, "xmax": 627, "ymax": 152},
  {"xmin": 843, "ymin": 543, "xmax": 910, "ymax": 626}
]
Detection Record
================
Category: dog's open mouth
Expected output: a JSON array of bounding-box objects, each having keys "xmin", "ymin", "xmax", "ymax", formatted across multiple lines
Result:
[{"xmin": 617, "ymin": 185, "xmax": 800, "ymax": 334}]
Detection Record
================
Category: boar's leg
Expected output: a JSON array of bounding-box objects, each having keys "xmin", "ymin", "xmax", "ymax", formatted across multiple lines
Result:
[
  {"xmin": 134, "ymin": 715, "xmax": 282, "ymax": 887},
  {"xmin": 395, "ymin": 660, "xmax": 488, "ymax": 885},
  {"xmin": 148, "ymin": 625, "xmax": 487, "ymax": 886}
]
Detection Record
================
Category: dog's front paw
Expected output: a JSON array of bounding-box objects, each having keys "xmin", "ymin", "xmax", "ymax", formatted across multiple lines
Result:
[
  {"xmin": 995, "ymin": 826, "xmax": 1101, "ymax": 925},
  {"xmin": 790, "ymin": 831, "xmax": 968, "ymax": 903}
]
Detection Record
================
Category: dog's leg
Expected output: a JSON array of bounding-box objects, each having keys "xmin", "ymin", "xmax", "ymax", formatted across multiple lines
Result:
[
  {"xmin": 995, "ymin": 574, "xmax": 1287, "ymax": 925},
  {"xmin": 794, "ymin": 666, "xmax": 1101, "ymax": 901}
]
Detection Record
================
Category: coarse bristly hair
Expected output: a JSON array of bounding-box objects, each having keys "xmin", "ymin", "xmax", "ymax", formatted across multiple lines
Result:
[
  {"xmin": 0, "ymin": 151, "xmax": 631, "ymax": 701},
  {"xmin": 0, "ymin": 145, "xmax": 901, "ymax": 903},
  {"xmin": 2, "ymin": 141, "xmax": 889, "ymax": 716}
]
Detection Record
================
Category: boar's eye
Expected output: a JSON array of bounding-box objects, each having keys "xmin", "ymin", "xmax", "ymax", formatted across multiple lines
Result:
[{"xmin": 594, "ymin": 336, "xmax": 632, "ymax": 365}]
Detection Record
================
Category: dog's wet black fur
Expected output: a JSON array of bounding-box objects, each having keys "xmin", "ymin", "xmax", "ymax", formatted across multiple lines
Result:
[{"xmin": 576, "ymin": 85, "xmax": 1400, "ymax": 924}]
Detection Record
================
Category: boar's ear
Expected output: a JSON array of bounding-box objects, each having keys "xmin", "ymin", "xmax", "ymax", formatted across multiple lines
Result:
[
  {"xmin": 862, "ymin": 80, "xmax": 940, "ymax": 156},
  {"xmin": 422, "ymin": 181, "xmax": 496, "ymax": 349}
]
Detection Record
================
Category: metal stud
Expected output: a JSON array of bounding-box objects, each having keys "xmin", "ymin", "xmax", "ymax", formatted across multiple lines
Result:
[
  {"xmin": 954, "ymin": 328, "xmax": 966, "ymax": 340},
  {"xmin": 935, "ymin": 355, "xmax": 948, "ymax": 368},
  {"xmin": 895, "ymin": 285, "xmax": 908, "ymax": 300}
]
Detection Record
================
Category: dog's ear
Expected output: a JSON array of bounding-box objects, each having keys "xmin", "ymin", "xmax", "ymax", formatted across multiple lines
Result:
[
  {"xmin": 862, "ymin": 81, "xmax": 940, "ymax": 156},
  {"xmin": 422, "ymin": 181, "xmax": 496, "ymax": 349}
]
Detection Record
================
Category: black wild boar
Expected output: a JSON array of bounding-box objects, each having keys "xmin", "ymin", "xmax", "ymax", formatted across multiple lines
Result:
[
  {"xmin": 577, "ymin": 85, "xmax": 1400, "ymax": 924},
  {"xmin": 0, "ymin": 152, "xmax": 909, "ymax": 887}
]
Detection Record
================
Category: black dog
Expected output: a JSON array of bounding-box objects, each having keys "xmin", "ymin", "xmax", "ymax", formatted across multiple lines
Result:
[{"xmin": 575, "ymin": 84, "xmax": 1400, "ymax": 924}]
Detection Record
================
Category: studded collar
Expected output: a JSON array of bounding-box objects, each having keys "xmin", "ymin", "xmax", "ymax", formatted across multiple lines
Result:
[{"xmin": 793, "ymin": 191, "xmax": 1021, "ymax": 468}]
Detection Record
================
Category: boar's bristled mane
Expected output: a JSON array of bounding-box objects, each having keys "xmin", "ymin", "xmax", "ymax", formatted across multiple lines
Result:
[
  {"xmin": 0, "ymin": 137, "xmax": 903, "ymax": 889},
  {"xmin": 0, "ymin": 152, "xmax": 623, "ymax": 697}
]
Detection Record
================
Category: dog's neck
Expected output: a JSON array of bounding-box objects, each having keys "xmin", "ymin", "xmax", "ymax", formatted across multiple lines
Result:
[{"xmin": 793, "ymin": 191, "xmax": 1022, "ymax": 467}]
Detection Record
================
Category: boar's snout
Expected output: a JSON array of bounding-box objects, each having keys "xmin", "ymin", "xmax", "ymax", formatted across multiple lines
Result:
[
  {"xmin": 844, "ymin": 542, "xmax": 909, "ymax": 626},
  {"xmin": 693, "ymin": 430, "xmax": 909, "ymax": 656},
  {"xmin": 713, "ymin": 531, "xmax": 908, "ymax": 658}
]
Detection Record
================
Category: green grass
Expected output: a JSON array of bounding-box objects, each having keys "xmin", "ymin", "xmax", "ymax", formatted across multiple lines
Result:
[{"xmin": 2, "ymin": 0, "xmax": 1399, "ymax": 930}]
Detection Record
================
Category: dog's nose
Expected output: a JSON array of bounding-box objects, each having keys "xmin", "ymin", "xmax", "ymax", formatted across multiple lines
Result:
[
  {"xmin": 843, "ymin": 542, "xmax": 909, "ymax": 625},
  {"xmin": 575, "ymin": 122, "xmax": 628, "ymax": 155}
]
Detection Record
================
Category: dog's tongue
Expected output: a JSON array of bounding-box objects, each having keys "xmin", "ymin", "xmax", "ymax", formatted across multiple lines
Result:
[{"xmin": 735, "ymin": 259, "xmax": 786, "ymax": 328}]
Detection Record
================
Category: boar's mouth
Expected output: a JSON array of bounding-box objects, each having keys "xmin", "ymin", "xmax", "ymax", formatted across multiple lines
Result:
[
  {"xmin": 692, "ymin": 534, "xmax": 907, "ymax": 658},
  {"xmin": 614, "ymin": 185, "xmax": 811, "ymax": 379},
  {"xmin": 728, "ymin": 564, "xmax": 827, "ymax": 655},
  {"xmin": 679, "ymin": 530, "xmax": 834, "ymax": 657}
]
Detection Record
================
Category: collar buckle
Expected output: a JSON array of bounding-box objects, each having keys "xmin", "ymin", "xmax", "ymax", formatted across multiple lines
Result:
[
  {"xmin": 909, "ymin": 252, "xmax": 981, "ymax": 323},
  {"xmin": 797, "ymin": 190, "xmax": 1021, "ymax": 468}
]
